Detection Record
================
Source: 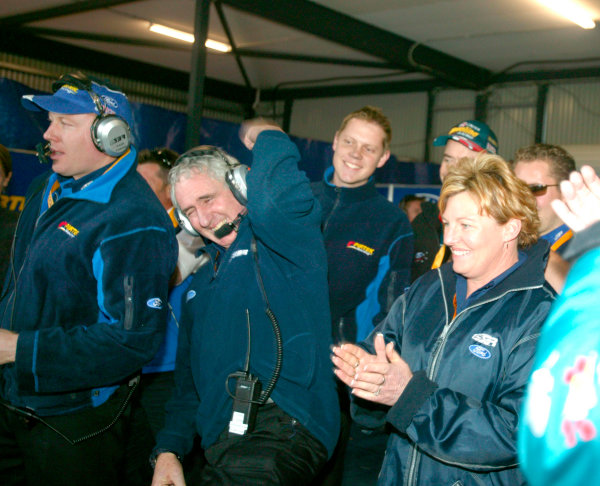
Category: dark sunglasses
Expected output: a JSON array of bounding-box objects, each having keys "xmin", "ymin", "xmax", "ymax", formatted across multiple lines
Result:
[{"xmin": 527, "ymin": 183, "xmax": 559, "ymax": 196}]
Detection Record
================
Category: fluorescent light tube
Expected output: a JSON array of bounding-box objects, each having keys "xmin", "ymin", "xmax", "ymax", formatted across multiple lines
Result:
[
  {"xmin": 149, "ymin": 23, "xmax": 232, "ymax": 52},
  {"xmin": 538, "ymin": 0, "xmax": 596, "ymax": 29},
  {"xmin": 149, "ymin": 23, "xmax": 194, "ymax": 43},
  {"xmin": 204, "ymin": 39, "xmax": 232, "ymax": 53}
]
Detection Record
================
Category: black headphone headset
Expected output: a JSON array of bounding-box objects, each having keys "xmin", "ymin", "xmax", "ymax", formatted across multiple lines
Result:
[
  {"xmin": 52, "ymin": 72, "xmax": 131, "ymax": 157},
  {"xmin": 173, "ymin": 147, "xmax": 249, "ymax": 237}
]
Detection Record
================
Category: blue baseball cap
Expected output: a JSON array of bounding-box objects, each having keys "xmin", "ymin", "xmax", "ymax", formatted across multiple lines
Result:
[
  {"xmin": 433, "ymin": 120, "xmax": 498, "ymax": 154},
  {"xmin": 21, "ymin": 78, "xmax": 134, "ymax": 131}
]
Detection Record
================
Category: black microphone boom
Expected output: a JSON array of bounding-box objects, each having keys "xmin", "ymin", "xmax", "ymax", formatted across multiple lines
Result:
[
  {"xmin": 35, "ymin": 142, "xmax": 51, "ymax": 164},
  {"xmin": 214, "ymin": 222, "xmax": 235, "ymax": 239},
  {"xmin": 213, "ymin": 212, "xmax": 246, "ymax": 239}
]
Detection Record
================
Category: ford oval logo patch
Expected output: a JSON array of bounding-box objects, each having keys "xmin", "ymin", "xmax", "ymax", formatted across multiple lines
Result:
[
  {"xmin": 102, "ymin": 95, "xmax": 119, "ymax": 109},
  {"xmin": 146, "ymin": 298, "xmax": 163, "ymax": 310},
  {"xmin": 469, "ymin": 344, "xmax": 491, "ymax": 359}
]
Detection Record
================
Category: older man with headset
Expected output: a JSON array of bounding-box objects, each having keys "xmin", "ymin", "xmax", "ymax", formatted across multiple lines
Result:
[
  {"xmin": 0, "ymin": 72, "xmax": 177, "ymax": 486},
  {"xmin": 151, "ymin": 119, "xmax": 339, "ymax": 485}
]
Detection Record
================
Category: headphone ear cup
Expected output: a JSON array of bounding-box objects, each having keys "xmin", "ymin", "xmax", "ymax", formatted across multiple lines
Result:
[
  {"xmin": 175, "ymin": 207, "xmax": 200, "ymax": 236},
  {"xmin": 91, "ymin": 115, "xmax": 131, "ymax": 157},
  {"xmin": 225, "ymin": 164, "xmax": 249, "ymax": 206}
]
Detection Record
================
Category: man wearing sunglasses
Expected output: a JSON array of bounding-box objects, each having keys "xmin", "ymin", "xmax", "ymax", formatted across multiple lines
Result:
[{"xmin": 513, "ymin": 144, "xmax": 576, "ymax": 256}]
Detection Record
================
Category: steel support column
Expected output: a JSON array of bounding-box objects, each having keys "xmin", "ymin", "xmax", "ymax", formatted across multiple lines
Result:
[
  {"xmin": 475, "ymin": 92, "xmax": 489, "ymax": 121},
  {"xmin": 282, "ymin": 98, "xmax": 294, "ymax": 133},
  {"xmin": 424, "ymin": 90, "xmax": 436, "ymax": 162},
  {"xmin": 535, "ymin": 84, "xmax": 549, "ymax": 143},
  {"xmin": 186, "ymin": 0, "xmax": 211, "ymax": 149}
]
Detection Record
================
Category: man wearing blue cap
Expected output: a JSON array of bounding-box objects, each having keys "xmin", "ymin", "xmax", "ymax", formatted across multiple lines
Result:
[
  {"xmin": 411, "ymin": 120, "xmax": 499, "ymax": 281},
  {"xmin": 0, "ymin": 73, "xmax": 178, "ymax": 485}
]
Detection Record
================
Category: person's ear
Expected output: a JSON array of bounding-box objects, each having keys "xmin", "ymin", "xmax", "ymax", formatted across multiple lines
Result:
[
  {"xmin": 332, "ymin": 131, "xmax": 340, "ymax": 152},
  {"xmin": 376, "ymin": 150, "xmax": 391, "ymax": 169},
  {"xmin": 1, "ymin": 171, "xmax": 11, "ymax": 189},
  {"xmin": 503, "ymin": 218, "xmax": 522, "ymax": 243}
]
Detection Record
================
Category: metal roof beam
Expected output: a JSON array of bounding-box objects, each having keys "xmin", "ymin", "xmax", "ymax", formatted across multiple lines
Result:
[
  {"xmin": 261, "ymin": 79, "xmax": 449, "ymax": 100},
  {"xmin": 236, "ymin": 49, "xmax": 397, "ymax": 69},
  {"xmin": 214, "ymin": 1, "xmax": 252, "ymax": 90},
  {"xmin": 22, "ymin": 26, "xmax": 396, "ymax": 69},
  {"xmin": 220, "ymin": 0, "xmax": 491, "ymax": 90},
  {"xmin": 496, "ymin": 67, "xmax": 600, "ymax": 83},
  {"xmin": 0, "ymin": 28, "xmax": 255, "ymax": 105},
  {"xmin": 0, "ymin": 0, "xmax": 143, "ymax": 26},
  {"xmin": 20, "ymin": 27, "xmax": 190, "ymax": 51},
  {"xmin": 261, "ymin": 66, "xmax": 600, "ymax": 100}
]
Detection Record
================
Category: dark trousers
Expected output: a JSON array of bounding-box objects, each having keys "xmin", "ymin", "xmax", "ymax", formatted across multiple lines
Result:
[
  {"xmin": 131, "ymin": 371, "xmax": 206, "ymax": 482},
  {"xmin": 200, "ymin": 403, "xmax": 328, "ymax": 485},
  {"xmin": 0, "ymin": 382, "xmax": 150, "ymax": 486},
  {"xmin": 124, "ymin": 372, "xmax": 174, "ymax": 481},
  {"xmin": 139, "ymin": 371, "xmax": 175, "ymax": 436},
  {"xmin": 311, "ymin": 380, "xmax": 351, "ymax": 486}
]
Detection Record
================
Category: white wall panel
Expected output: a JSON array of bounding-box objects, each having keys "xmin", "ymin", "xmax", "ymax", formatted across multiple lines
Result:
[
  {"xmin": 546, "ymin": 83, "xmax": 600, "ymax": 146},
  {"xmin": 430, "ymin": 89, "xmax": 475, "ymax": 164},
  {"xmin": 487, "ymin": 85, "xmax": 537, "ymax": 160},
  {"xmin": 288, "ymin": 92, "xmax": 429, "ymax": 161}
]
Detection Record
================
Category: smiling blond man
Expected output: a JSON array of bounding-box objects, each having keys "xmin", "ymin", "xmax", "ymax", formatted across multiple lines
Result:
[{"xmin": 312, "ymin": 106, "xmax": 414, "ymax": 346}]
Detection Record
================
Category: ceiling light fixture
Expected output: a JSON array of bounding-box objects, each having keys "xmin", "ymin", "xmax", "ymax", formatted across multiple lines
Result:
[
  {"xmin": 537, "ymin": 0, "xmax": 596, "ymax": 29},
  {"xmin": 204, "ymin": 39, "xmax": 232, "ymax": 53},
  {"xmin": 149, "ymin": 23, "xmax": 232, "ymax": 52}
]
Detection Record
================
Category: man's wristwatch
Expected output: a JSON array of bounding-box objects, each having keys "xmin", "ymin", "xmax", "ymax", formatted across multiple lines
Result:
[{"xmin": 149, "ymin": 448, "xmax": 182, "ymax": 469}]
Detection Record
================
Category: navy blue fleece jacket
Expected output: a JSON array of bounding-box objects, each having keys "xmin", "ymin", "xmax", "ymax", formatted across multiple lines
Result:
[
  {"xmin": 312, "ymin": 168, "xmax": 413, "ymax": 342},
  {"xmin": 156, "ymin": 130, "xmax": 340, "ymax": 458},
  {"xmin": 0, "ymin": 147, "xmax": 178, "ymax": 415}
]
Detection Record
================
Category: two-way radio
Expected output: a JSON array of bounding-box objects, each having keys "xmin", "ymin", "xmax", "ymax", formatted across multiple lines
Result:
[{"xmin": 225, "ymin": 236, "xmax": 283, "ymax": 437}]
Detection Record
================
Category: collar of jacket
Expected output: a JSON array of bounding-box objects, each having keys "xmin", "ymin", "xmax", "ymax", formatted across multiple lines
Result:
[
  {"xmin": 563, "ymin": 221, "xmax": 600, "ymax": 262},
  {"xmin": 440, "ymin": 238, "xmax": 552, "ymax": 303},
  {"xmin": 43, "ymin": 146, "xmax": 137, "ymax": 206},
  {"xmin": 322, "ymin": 166, "xmax": 379, "ymax": 203}
]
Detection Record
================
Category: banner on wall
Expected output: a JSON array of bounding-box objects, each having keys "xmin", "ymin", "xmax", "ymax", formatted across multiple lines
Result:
[
  {"xmin": 376, "ymin": 184, "xmax": 441, "ymax": 205},
  {"xmin": 1, "ymin": 77, "xmax": 440, "ymax": 210},
  {"xmin": 1, "ymin": 150, "xmax": 49, "ymax": 211}
]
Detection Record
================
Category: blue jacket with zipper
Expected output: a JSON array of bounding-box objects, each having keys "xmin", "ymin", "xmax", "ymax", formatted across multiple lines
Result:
[
  {"xmin": 353, "ymin": 240, "xmax": 555, "ymax": 486},
  {"xmin": 156, "ymin": 130, "xmax": 340, "ymax": 459},
  {"xmin": 312, "ymin": 168, "xmax": 413, "ymax": 343},
  {"xmin": 0, "ymin": 147, "xmax": 178, "ymax": 416}
]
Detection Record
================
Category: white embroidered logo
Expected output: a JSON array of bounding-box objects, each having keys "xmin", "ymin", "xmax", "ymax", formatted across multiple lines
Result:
[
  {"xmin": 472, "ymin": 333, "xmax": 498, "ymax": 347},
  {"xmin": 230, "ymin": 249, "xmax": 249, "ymax": 261}
]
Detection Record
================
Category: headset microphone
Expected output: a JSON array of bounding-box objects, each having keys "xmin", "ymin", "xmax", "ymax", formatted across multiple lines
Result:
[
  {"xmin": 214, "ymin": 213, "xmax": 245, "ymax": 239},
  {"xmin": 35, "ymin": 142, "xmax": 51, "ymax": 164}
]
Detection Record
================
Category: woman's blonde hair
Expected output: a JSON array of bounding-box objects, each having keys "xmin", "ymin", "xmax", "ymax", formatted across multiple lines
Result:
[{"xmin": 439, "ymin": 153, "xmax": 540, "ymax": 248}]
